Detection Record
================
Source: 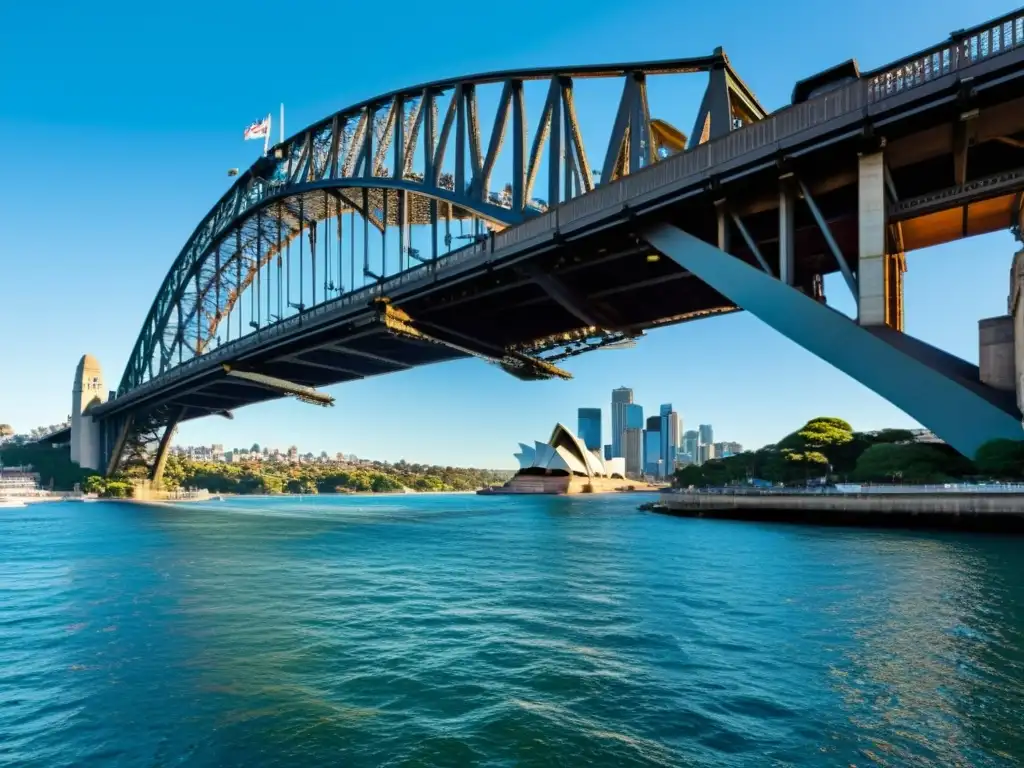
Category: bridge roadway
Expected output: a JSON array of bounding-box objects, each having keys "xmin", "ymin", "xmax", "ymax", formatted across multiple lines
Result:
[{"xmin": 92, "ymin": 9, "xmax": 1024, "ymax": 469}]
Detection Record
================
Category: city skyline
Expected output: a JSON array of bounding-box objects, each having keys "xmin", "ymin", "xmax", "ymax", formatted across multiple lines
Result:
[{"xmin": 1, "ymin": 0, "xmax": 1016, "ymax": 469}]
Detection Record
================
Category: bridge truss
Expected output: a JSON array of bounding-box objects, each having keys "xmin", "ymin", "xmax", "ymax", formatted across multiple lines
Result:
[
  {"xmin": 104, "ymin": 50, "xmax": 766, "ymax": 480},
  {"xmin": 118, "ymin": 52, "xmax": 763, "ymax": 396}
]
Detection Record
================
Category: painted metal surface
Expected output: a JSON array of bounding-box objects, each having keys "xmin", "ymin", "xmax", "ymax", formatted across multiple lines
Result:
[{"xmin": 643, "ymin": 223, "xmax": 1022, "ymax": 457}]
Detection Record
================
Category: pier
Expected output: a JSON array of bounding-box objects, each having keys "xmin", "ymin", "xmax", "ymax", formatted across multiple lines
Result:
[{"xmin": 643, "ymin": 486, "xmax": 1024, "ymax": 532}]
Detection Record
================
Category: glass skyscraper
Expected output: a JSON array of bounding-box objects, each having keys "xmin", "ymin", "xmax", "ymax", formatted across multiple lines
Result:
[
  {"xmin": 577, "ymin": 408, "xmax": 602, "ymax": 451},
  {"xmin": 682, "ymin": 429, "xmax": 699, "ymax": 465},
  {"xmin": 699, "ymin": 423, "xmax": 714, "ymax": 445},
  {"xmin": 644, "ymin": 415, "xmax": 661, "ymax": 476},
  {"xmin": 622, "ymin": 403, "xmax": 644, "ymax": 475},
  {"xmin": 624, "ymin": 403, "xmax": 644, "ymax": 429},
  {"xmin": 610, "ymin": 387, "xmax": 633, "ymax": 458},
  {"xmin": 659, "ymin": 404, "xmax": 681, "ymax": 476}
]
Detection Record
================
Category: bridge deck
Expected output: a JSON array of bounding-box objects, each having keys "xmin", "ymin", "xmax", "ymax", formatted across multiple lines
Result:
[{"xmin": 98, "ymin": 20, "xmax": 1024, "ymax": 423}]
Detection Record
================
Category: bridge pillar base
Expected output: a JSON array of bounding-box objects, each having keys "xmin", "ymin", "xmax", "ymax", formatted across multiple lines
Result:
[{"xmin": 644, "ymin": 223, "xmax": 1022, "ymax": 458}]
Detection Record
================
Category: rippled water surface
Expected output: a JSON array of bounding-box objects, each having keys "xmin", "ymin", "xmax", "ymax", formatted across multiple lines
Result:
[{"xmin": 3, "ymin": 494, "xmax": 1024, "ymax": 766}]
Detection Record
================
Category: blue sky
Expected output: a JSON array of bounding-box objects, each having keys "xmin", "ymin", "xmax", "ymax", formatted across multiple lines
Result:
[{"xmin": 0, "ymin": 0, "xmax": 1017, "ymax": 468}]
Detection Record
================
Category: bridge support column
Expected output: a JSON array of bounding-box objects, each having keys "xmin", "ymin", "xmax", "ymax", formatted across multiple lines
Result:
[
  {"xmin": 858, "ymin": 152, "xmax": 905, "ymax": 330},
  {"xmin": 149, "ymin": 407, "xmax": 183, "ymax": 486},
  {"xmin": 779, "ymin": 175, "xmax": 796, "ymax": 286},
  {"xmin": 644, "ymin": 223, "xmax": 1022, "ymax": 458},
  {"xmin": 1011, "ymin": 248, "xmax": 1024, "ymax": 418}
]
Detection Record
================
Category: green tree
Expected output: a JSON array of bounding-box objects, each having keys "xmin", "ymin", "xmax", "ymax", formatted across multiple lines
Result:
[
  {"xmin": 413, "ymin": 475, "xmax": 445, "ymax": 491},
  {"xmin": 974, "ymin": 439, "xmax": 1024, "ymax": 479},
  {"xmin": 83, "ymin": 475, "xmax": 106, "ymax": 495},
  {"xmin": 101, "ymin": 481, "xmax": 132, "ymax": 498},
  {"xmin": 0, "ymin": 424, "xmax": 13, "ymax": 439},
  {"xmin": 251, "ymin": 443, "xmax": 261, "ymax": 454},
  {"xmin": 779, "ymin": 417, "xmax": 853, "ymax": 459},
  {"xmin": 854, "ymin": 443, "xmax": 971, "ymax": 483}
]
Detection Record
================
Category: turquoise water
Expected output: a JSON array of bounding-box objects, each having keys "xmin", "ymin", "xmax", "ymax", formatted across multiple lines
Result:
[{"xmin": 2, "ymin": 494, "xmax": 1024, "ymax": 766}]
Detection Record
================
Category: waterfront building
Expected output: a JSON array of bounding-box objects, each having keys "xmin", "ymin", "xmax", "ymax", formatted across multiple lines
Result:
[
  {"xmin": 577, "ymin": 408, "xmax": 602, "ymax": 451},
  {"xmin": 610, "ymin": 387, "xmax": 633, "ymax": 458},
  {"xmin": 505, "ymin": 423, "xmax": 628, "ymax": 494}
]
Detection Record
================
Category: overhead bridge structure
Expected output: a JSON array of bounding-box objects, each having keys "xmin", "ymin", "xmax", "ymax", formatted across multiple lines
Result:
[{"xmin": 78, "ymin": 8, "xmax": 1024, "ymax": 482}]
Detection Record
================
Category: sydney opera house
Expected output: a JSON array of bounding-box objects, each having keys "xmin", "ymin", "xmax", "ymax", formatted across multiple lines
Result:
[{"xmin": 492, "ymin": 423, "xmax": 641, "ymax": 494}]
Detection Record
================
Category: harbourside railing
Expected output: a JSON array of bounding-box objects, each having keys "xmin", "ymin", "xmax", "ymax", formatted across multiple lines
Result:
[{"xmin": 670, "ymin": 483, "xmax": 1024, "ymax": 496}]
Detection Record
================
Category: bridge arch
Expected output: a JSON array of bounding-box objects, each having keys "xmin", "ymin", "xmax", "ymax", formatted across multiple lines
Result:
[{"xmin": 116, "ymin": 53, "xmax": 764, "ymax": 396}]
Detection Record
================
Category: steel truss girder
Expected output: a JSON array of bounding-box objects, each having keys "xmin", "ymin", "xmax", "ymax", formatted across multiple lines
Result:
[
  {"xmin": 118, "ymin": 53, "xmax": 766, "ymax": 396},
  {"xmin": 106, "ymin": 403, "xmax": 183, "ymax": 484}
]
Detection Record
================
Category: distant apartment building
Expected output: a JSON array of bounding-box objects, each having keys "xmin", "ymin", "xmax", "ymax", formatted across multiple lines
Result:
[
  {"xmin": 910, "ymin": 429, "xmax": 943, "ymax": 444},
  {"xmin": 714, "ymin": 441, "xmax": 743, "ymax": 457},
  {"xmin": 577, "ymin": 408, "xmax": 602, "ymax": 451},
  {"xmin": 698, "ymin": 442, "xmax": 717, "ymax": 464},
  {"xmin": 610, "ymin": 387, "xmax": 633, "ymax": 458}
]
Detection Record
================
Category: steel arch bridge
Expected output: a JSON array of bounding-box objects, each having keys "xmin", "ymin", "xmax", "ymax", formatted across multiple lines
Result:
[{"xmin": 103, "ymin": 50, "xmax": 765, "ymax": 480}]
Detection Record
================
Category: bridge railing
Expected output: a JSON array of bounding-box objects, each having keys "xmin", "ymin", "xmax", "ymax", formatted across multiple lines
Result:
[
  {"xmin": 867, "ymin": 9, "xmax": 1024, "ymax": 102},
  {"xmin": 672, "ymin": 483, "xmax": 1024, "ymax": 495},
  {"xmin": 494, "ymin": 8, "xmax": 1024, "ymax": 253}
]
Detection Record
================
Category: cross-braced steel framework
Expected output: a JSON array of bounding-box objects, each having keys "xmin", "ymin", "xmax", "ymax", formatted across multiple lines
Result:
[{"xmin": 117, "ymin": 52, "xmax": 763, "ymax": 396}]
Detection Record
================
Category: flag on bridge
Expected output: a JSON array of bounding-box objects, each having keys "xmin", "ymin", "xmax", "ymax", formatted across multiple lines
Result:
[{"xmin": 243, "ymin": 116, "xmax": 271, "ymax": 141}]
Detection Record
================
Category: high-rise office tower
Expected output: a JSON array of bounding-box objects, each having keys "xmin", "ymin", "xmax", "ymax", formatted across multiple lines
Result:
[
  {"xmin": 625, "ymin": 403, "xmax": 644, "ymax": 430},
  {"xmin": 659, "ymin": 403, "xmax": 681, "ymax": 475},
  {"xmin": 577, "ymin": 408, "xmax": 602, "ymax": 451},
  {"xmin": 610, "ymin": 387, "xmax": 633, "ymax": 457},
  {"xmin": 623, "ymin": 403, "xmax": 644, "ymax": 475},
  {"xmin": 644, "ymin": 415, "xmax": 661, "ymax": 477},
  {"xmin": 699, "ymin": 423, "xmax": 714, "ymax": 446},
  {"xmin": 682, "ymin": 429, "xmax": 699, "ymax": 465},
  {"xmin": 624, "ymin": 427, "xmax": 643, "ymax": 477}
]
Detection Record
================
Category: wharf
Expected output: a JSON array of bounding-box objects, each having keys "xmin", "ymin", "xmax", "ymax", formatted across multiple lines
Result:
[{"xmin": 643, "ymin": 488, "xmax": 1024, "ymax": 533}]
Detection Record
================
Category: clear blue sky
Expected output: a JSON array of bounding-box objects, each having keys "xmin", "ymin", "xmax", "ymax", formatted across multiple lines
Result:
[{"xmin": 0, "ymin": 0, "xmax": 1017, "ymax": 468}]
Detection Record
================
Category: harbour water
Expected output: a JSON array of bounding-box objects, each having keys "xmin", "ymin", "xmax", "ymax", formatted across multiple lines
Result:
[{"xmin": 2, "ymin": 493, "xmax": 1024, "ymax": 766}]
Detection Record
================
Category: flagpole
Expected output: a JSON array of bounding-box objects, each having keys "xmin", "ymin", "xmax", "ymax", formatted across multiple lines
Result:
[
  {"xmin": 280, "ymin": 103, "xmax": 285, "ymax": 143},
  {"xmin": 263, "ymin": 113, "xmax": 271, "ymax": 156}
]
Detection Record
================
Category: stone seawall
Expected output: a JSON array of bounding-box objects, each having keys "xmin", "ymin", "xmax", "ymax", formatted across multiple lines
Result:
[{"xmin": 646, "ymin": 492, "xmax": 1024, "ymax": 532}]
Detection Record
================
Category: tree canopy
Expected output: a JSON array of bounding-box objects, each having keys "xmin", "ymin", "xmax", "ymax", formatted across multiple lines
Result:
[
  {"xmin": 673, "ymin": 417, "xmax": 1017, "ymax": 488},
  {"xmin": 974, "ymin": 439, "xmax": 1024, "ymax": 479}
]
